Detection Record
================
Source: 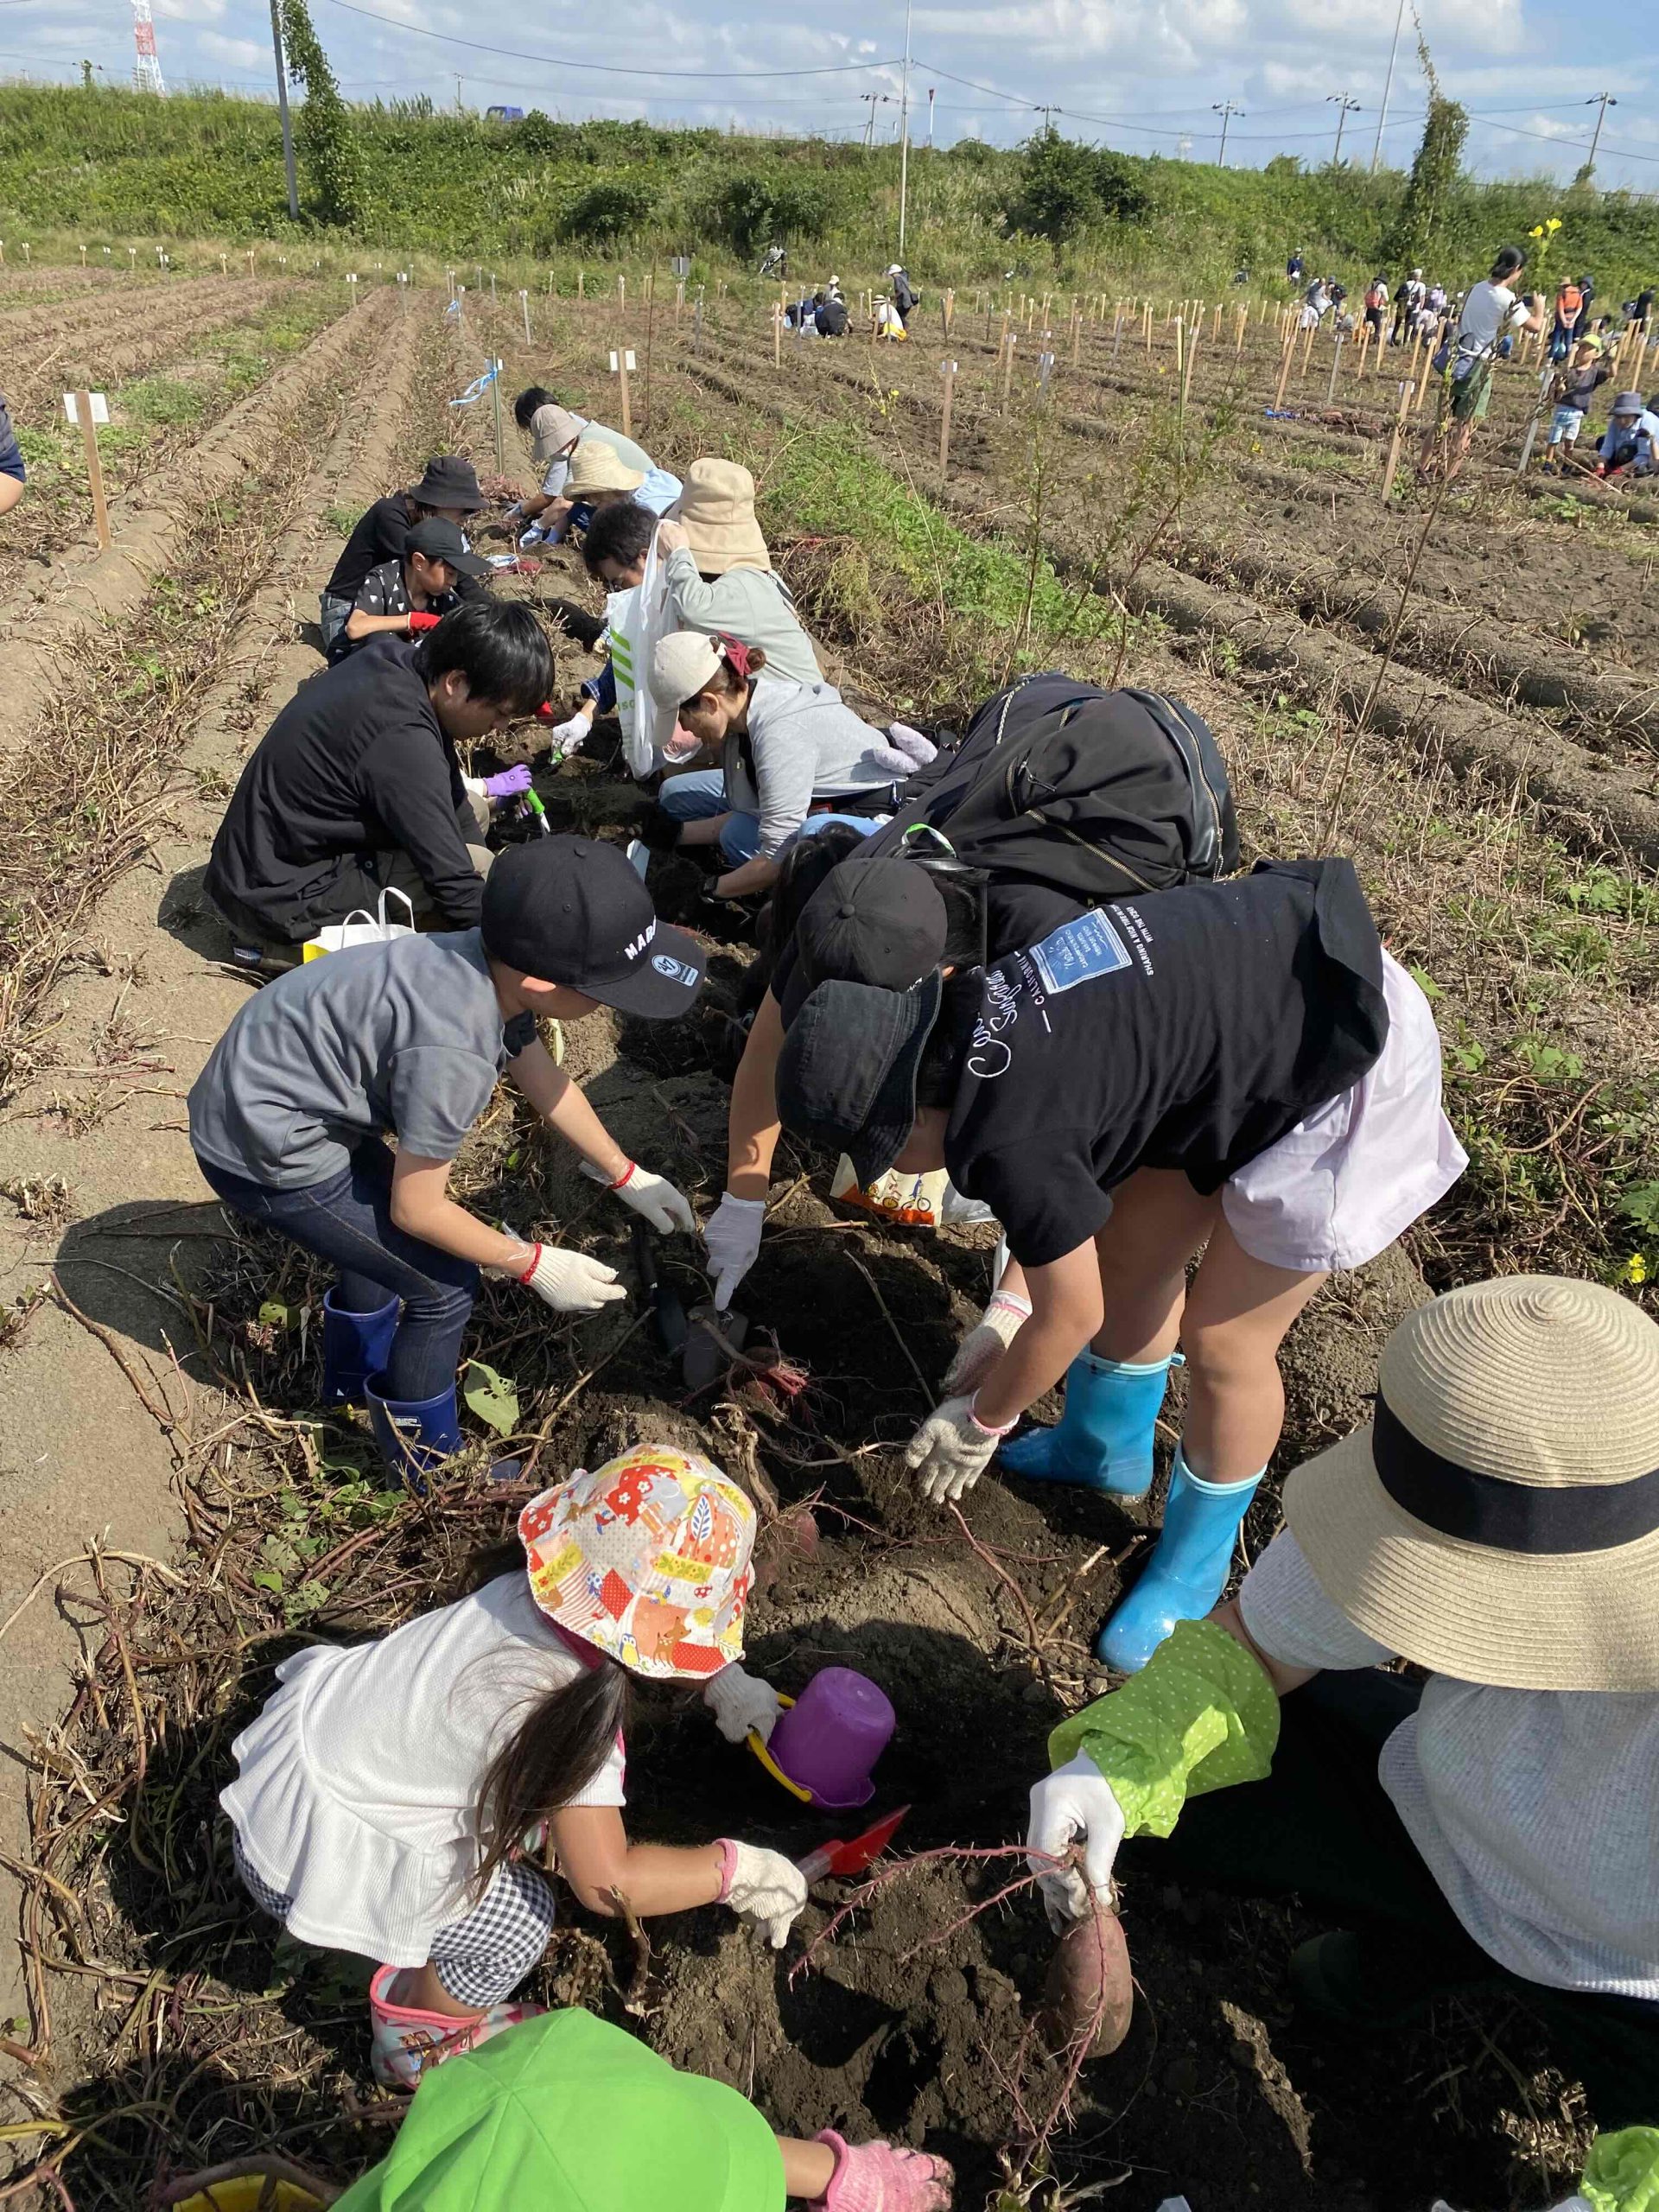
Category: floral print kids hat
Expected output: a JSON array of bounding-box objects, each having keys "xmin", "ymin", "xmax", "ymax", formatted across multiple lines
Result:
[{"xmin": 518, "ymin": 1446, "xmax": 756, "ymax": 1681}]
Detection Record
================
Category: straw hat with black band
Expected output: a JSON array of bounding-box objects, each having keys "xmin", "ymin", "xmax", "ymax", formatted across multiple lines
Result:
[{"xmin": 1285, "ymin": 1275, "xmax": 1659, "ymax": 1693}]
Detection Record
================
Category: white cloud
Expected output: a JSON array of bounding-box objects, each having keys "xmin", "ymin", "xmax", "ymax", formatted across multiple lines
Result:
[{"xmin": 199, "ymin": 27, "xmax": 263, "ymax": 67}]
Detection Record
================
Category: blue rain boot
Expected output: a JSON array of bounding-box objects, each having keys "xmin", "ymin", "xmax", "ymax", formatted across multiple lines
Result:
[
  {"xmin": 1000, "ymin": 1351, "xmax": 1181, "ymax": 1500},
  {"xmin": 1094, "ymin": 1451, "xmax": 1262, "ymax": 1673},
  {"xmin": 321, "ymin": 1290, "xmax": 400, "ymax": 1408},
  {"xmin": 365, "ymin": 1372, "xmax": 463, "ymax": 1494}
]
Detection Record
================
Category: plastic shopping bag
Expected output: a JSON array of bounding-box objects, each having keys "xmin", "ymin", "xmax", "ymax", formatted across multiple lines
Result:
[
  {"xmin": 302, "ymin": 887, "xmax": 416, "ymax": 963},
  {"xmin": 607, "ymin": 523, "xmax": 677, "ymax": 779}
]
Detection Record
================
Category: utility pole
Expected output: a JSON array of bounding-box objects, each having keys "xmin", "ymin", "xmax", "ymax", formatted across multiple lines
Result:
[
  {"xmin": 1584, "ymin": 91, "xmax": 1617, "ymax": 175},
  {"xmin": 1327, "ymin": 92, "xmax": 1362, "ymax": 164},
  {"xmin": 1211, "ymin": 99, "xmax": 1243, "ymax": 167},
  {"xmin": 1371, "ymin": 0, "xmax": 1406, "ymax": 172},
  {"xmin": 897, "ymin": 0, "xmax": 912, "ymax": 257},
  {"xmin": 926, "ymin": 86, "xmax": 935, "ymax": 148},
  {"xmin": 270, "ymin": 0, "xmax": 299, "ymax": 222},
  {"xmin": 861, "ymin": 92, "xmax": 891, "ymax": 149}
]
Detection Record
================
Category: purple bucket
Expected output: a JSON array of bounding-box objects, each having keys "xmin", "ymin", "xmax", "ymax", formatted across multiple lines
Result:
[{"xmin": 768, "ymin": 1667, "xmax": 894, "ymax": 1809}]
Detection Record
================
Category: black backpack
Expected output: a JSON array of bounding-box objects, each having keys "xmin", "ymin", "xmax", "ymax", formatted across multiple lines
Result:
[{"xmin": 865, "ymin": 672, "xmax": 1237, "ymax": 899}]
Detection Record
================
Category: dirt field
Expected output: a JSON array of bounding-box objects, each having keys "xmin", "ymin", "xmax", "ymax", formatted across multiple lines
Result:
[{"xmin": 0, "ymin": 273, "xmax": 1654, "ymax": 2211}]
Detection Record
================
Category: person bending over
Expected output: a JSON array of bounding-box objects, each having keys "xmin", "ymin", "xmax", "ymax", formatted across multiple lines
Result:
[
  {"xmin": 207, "ymin": 599, "xmax": 550, "ymax": 957},
  {"xmin": 647, "ymin": 632, "xmax": 931, "ymax": 900},
  {"xmin": 548, "ymin": 472, "xmax": 824, "ymax": 757},
  {"xmin": 1024, "ymin": 1275, "xmax": 1659, "ymax": 2145},
  {"xmin": 507, "ymin": 388, "xmax": 655, "ymax": 540},
  {"xmin": 320, "ymin": 457, "xmax": 484, "ymax": 652},
  {"xmin": 773, "ymin": 862, "xmax": 1465, "ymax": 1672},
  {"xmin": 188, "ymin": 837, "xmax": 703, "ymax": 1484},
  {"xmin": 330, "ymin": 517, "xmax": 491, "ymax": 662}
]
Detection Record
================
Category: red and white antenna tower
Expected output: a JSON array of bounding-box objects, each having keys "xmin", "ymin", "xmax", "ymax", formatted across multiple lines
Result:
[{"xmin": 131, "ymin": 0, "xmax": 167, "ymax": 95}]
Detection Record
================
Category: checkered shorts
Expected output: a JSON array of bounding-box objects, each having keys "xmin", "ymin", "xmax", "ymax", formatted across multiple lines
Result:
[{"xmin": 232, "ymin": 1831, "xmax": 558, "ymax": 2006}]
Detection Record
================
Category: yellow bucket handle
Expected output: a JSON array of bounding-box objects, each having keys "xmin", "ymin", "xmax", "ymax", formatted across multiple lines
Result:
[{"xmin": 747, "ymin": 1692, "xmax": 812, "ymax": 1802}]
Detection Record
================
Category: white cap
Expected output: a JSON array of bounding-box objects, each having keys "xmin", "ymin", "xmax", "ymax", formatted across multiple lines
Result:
[
  {"xmin": 651, "ymin": 630, "xmax": 724, "ymax": 709},
  {"xmin": 887, "ymin": 264, "xmax": 904, "ymax": 276}
]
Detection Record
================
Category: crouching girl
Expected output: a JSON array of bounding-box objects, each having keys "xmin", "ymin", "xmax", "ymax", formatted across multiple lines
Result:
[
  {"xmin": 221, "ymin": 1446, "xmax": 807, "ymax": 2088},
  {"xmin": 1024, "ymin": 1277, "xmax": 1659, "ymax": 2139},
  {"xmin": 647, "ymin": 632, "xmax": 933, "ymax": 899},
  {"xmin": 773, "ymin": 860, "xmax": 1465, "ymax": 1670}
]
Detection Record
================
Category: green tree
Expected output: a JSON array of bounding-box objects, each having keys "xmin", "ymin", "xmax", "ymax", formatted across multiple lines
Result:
[
  {"xmin": 1381, "ymin": 36, "xmax": 1467, "ymax": 273},
  {"xmin": 279, "ymin": 0, "xmax": 362, "ymax": 226},
  {"xmin": 1002, "ymin": 125, "xmax": 1150, "ymax": 245},
  {"xmin": 708, "ymin": 170, "xmax": 829, "ymax": 257},
  {"xmin": 559, "ymin": 176, "xmax": 658, "ymax": 246}
]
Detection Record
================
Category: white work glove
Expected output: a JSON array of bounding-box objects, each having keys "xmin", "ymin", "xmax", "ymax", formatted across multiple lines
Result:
[
  {"xmin": 518, "ymin": 1243, "xmax": 626, "ymax": 1315},
  {"xmin": 904, "ymin": 1393, "xmax": 1008, "ymax": 1505},
  {"xmin": 607, "ymin": 1160, "xmax": 696, "ymax": 1236},
  {"xmin": 501, "ymin": 500, "xmax": 525, "ymax": 522},
  {"xmin": 941, "ymin": 1289, "xmax": 1033, "ymax": 1394},
  {"xmin": 549, "ymin": 708, "xmax": 593, "ymax": 757},
  {"xmin": 702, "ymin": 1663, "xmax": 784, "ymax": 1745},
  {"xmin": 703, "ymin": 1192, "xmax": 765, "ymax": 1309},
  {"xmin": 720, "ymin": 1840, "xmax": 809, "ymax": 1949},
  {"xmin": 1026, "ymin": 1753, "xmax": 1126, "ymax": 1932}
]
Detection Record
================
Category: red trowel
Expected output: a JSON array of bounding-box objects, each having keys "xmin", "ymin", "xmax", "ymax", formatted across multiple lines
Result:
[{"xmin": 797, "ymin": 1806, "xmax": 910, "ymax": 1886}]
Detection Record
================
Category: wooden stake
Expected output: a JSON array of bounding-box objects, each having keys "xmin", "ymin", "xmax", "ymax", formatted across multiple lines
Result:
[
  {"xmin": 1272, "ymin": 327, "xmax": 1295, "ymax": 413},
  {"xmin": 1298, "ymin": 317, "xmax": 1317, "ymax": 378},
  {"xmin": 615, "ymin": 347, "xmax": 632, "ymax": 435},
  {"xmin": 1142, "ymin": 302, "xmax": 1153, "ymax": 354},
  {"xmin": 1235, "ymin": 302, "xmax": 1248, "ymax": 356},
  {"xmin": 1380, "ymin": 378, "xmax": 1412, "ymax": 500},
  {"xmin": 1181, "ymin": 327, "xmax": 1199, "ymax": 412},
  {"xmin": 675, "ymin": 279, "xmax": 684, "ymax": 324},
  {"xmin": 1325, "ymin": 334, "xmax": 1344, "ymax": 404},
  {"xmin": 1001, "ymin": 334, "xmax": 1016, "ymax": 407},
  {"xmin": 943, "ymin": 285, "xmax": 955, "ymax": 335},
  {"xmin": 641, "ymin": 267, "xmax": 656, "ymax": 438},
  {"xmin": 772, "ymin": 303, "xmax": 782, "ymax": 371},
  {"xmin": 938, "ymin": 357, "xmax": 957, "ymax": 483},
  {"xmin": 1413, "ymin": 334, "xmax": 1436, "ymax": 414},
  {"xmin": 73, "ymin": 391, "xmax": 111, "ymax": 551}
]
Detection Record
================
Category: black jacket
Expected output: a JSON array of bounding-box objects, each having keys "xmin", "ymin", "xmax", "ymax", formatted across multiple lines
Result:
[
  {"xmin": 324, "ymin": 493, "xmax": 416, "ymax": 601},
  {"xmin": 206, "ymin": 638, "xmax": 484, "ymax": 944}
]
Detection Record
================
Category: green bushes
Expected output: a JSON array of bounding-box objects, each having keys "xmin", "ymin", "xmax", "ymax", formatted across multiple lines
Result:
[
  {"xmin": 558, "ymin": 176, "xmax": 658, "ymax": 245},
  {"xmin": 707, "ymin": 169, "xmax": 832, "ymax": 258},
  {"xmin": 1001, "ymin": 127, "xmax": 1151, "ymax": 245}
]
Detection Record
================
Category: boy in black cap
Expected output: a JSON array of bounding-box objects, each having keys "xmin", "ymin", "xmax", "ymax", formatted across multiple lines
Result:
[
  {"xmin": 329, "ymin": 517, "xmax": 493, "ymax": 663},
  {"xmin": 188, "ymin": 836, "xmax": 704, "ymax": 1484},
  {"xmin": 771, "ymin": 864, "xmax": 1465, "ymax": 1678},
  {"xmin": 207, "ymin": 599, "xmax": 550, "ymax": 956},
  {"xmin": 320, "ymin": 458, "xmax": 485, "ymax": 652}
]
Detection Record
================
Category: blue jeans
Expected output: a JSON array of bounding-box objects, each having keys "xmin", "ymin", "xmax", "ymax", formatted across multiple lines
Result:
[
  {"xmin": 658, "ymin": 774, "xmax": 882, "ymax": 867},
  {"xmin": 196, "ymin": 1140, "xmax": 478, "ymax": 1402}
]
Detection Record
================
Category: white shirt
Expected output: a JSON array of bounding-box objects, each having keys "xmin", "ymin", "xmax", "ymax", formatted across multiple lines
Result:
[
  {"xmin": 1237, "ymin": 1532, "xmax": 1659, "ymax": 1998},
  {"xmin": 1455, "ymin": 279, "xmax": 1529, "ymax": 360},
  {"xmin": 222, "ymin": 1574, "xmax": 626, "ymax": 1963}
]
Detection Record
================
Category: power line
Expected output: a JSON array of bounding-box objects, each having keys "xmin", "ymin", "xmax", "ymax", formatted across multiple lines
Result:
[{"xmin": 320, "ymin": 0, "xmax": 900, "ymax": 79}]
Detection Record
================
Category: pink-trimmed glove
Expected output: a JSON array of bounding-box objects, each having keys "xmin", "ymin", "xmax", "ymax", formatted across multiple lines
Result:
[
  {"xmin": 941, "ymin": 1290, "xmax": 1033, "ymax": 1394},
  {"xmin": 717, "ymin": 1840, "xmax": 808, "ymax": 1949},
  {"xmin": 484, "ymin": 765, "xmax": 532, "ymax": 799},
  {"xmin": 808, "ymin": 2133, "xmax": 955, "ymax": 2212},
  {"xmin": 904, "ymin": 1394, "xmax": 1015, "ymax": 1505}
]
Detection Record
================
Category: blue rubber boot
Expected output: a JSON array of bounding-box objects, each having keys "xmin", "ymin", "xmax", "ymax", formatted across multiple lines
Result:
[
  {"xmin": 365, "ymin": 1373, "xmax": 463, "ymax": 1494},
  {"xmin": 321, "ymin": 1290, "xmax": 400, "ymax": 1408},
  {"xmin": 1094, "ymin": 1451, "xmax": 1263, "ymax": 1674},
  {"xmin": 999, "ymin": 1351, "xmax": 1181, "ymax": 1500}
]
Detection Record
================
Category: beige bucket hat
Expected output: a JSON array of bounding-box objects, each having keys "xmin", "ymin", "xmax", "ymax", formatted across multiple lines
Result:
[
  {"xmin": 672, "ymin": 457, "xmax": 772, "ymax": 575},
  {"xmin": 1285, "ymin": 1274, "xmax": 1659, "ymax": 1692},
  {"xmin": 529, "ymin": 403, "xmax": 584, "ymax": 467},
  {"xmin": 566, "ymin": 439, "xmax": 645, "ymax": 496}
]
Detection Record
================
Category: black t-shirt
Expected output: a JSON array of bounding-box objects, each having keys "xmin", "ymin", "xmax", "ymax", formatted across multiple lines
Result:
[
  {"xmin": 944, "ymin": 861, "xmax": 1389, "ymax": 1268},
  {"xmin": 328, "ymin": 557, "xmax": 461, "ymax": 664},
  {"xmin": 206, "ymin": 637, "xmax": 483, "ymax": 944},
  {"xmin": 817, "ymin": 298, "xmax": 849, "ymax": 337},
  {"xmin": 325, "ymin": 493, "xmax": 416, "ymax": 601}
]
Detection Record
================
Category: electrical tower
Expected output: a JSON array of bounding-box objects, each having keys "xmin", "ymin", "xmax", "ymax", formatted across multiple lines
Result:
[{"xmin": 131, "ymin": 0, "xmax": 167, "ymax": 96}]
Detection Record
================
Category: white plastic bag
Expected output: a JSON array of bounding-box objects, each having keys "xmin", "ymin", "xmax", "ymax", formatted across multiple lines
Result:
[
  {"xmin": 608, "ymin": 522, "xmax": 676, "ymax": 779},
  {"xmin": 302, "ymin": 887, "xmax": 416, "ymax": 963}
]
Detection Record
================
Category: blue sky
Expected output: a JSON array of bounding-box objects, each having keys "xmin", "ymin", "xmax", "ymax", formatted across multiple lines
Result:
[{"xmin": 5, "ymin": 0, "xmax": 1658, "ymax": 193}]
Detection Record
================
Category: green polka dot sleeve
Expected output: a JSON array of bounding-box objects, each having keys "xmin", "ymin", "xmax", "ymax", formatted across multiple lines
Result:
[
  {"xmin": 1583, "ymin": 2127, "xmax": 1659, "ymax": 2212},
  {"xmin": 1046, "ymin": 1620, "xmax": 1281, "ymax": 1840}
]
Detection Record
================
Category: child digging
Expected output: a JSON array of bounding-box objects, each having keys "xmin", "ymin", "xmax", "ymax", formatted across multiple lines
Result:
[
  {"xmin": 774, "ymin": 862, "xmax": 1466, "ymax": 1671},
  {"xmin": 221, "ymin": 1446, "xmax": 822, "ymax": 2090}
]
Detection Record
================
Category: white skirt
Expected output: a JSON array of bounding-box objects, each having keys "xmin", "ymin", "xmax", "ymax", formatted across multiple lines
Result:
[{"xmin": 1220, "ymin": 950, "xmax": 1467, "ymax": 1274}]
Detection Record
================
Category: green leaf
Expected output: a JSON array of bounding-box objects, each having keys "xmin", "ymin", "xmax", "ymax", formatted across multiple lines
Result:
[
  {"xmin": 258, "ymin": 1299, "xmax": 300, "ymax": 1330},
  {"xmin": 251, "ymin": 1567, "xmax": 285, "ymax": 1594},
  {"xmin": 462, "ymin": 1358, "xmax": 520, "ymax": 1437},
  {"xmin": 1407, "ymin": 963, "xmax": 1441, "ymax": 1001}
]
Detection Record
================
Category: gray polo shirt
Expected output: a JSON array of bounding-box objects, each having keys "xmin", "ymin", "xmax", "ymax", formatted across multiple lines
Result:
[{"xmin": 188, "ymin": 931, "xmax": 534, "ymax": 1189}]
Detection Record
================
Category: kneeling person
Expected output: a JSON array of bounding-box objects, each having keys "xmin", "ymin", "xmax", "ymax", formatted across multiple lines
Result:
[
  {"xmin": 207, "ymin": 599, "xmax": 550, "ymax": 955},
  {"xmin": 188, "ymin": 837, "xmax": 704, "ymax": 1484},
  {"xmin": 330, "ymin": 517, "xmax": 490, "ymax": 663}
]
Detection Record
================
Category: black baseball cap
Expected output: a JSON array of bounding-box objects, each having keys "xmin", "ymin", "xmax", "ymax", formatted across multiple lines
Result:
[
  {"xmin": 481, "ymin": 837, "xmax": 705, "ymax": 1018},
  {"xmin": 778, "ymin": 858, "xmax": 950, "ymax": 1026},
  {"xmin": 405, "ymin": 516, "xmax": 493, "ymax": 580},
  {"xmin": 775, "ymin": 972, "xmax": 943, "ymax": 1186},
  {"xmin": 409, "ymin": 455, "xmax": 484, "ymax": 511}
]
